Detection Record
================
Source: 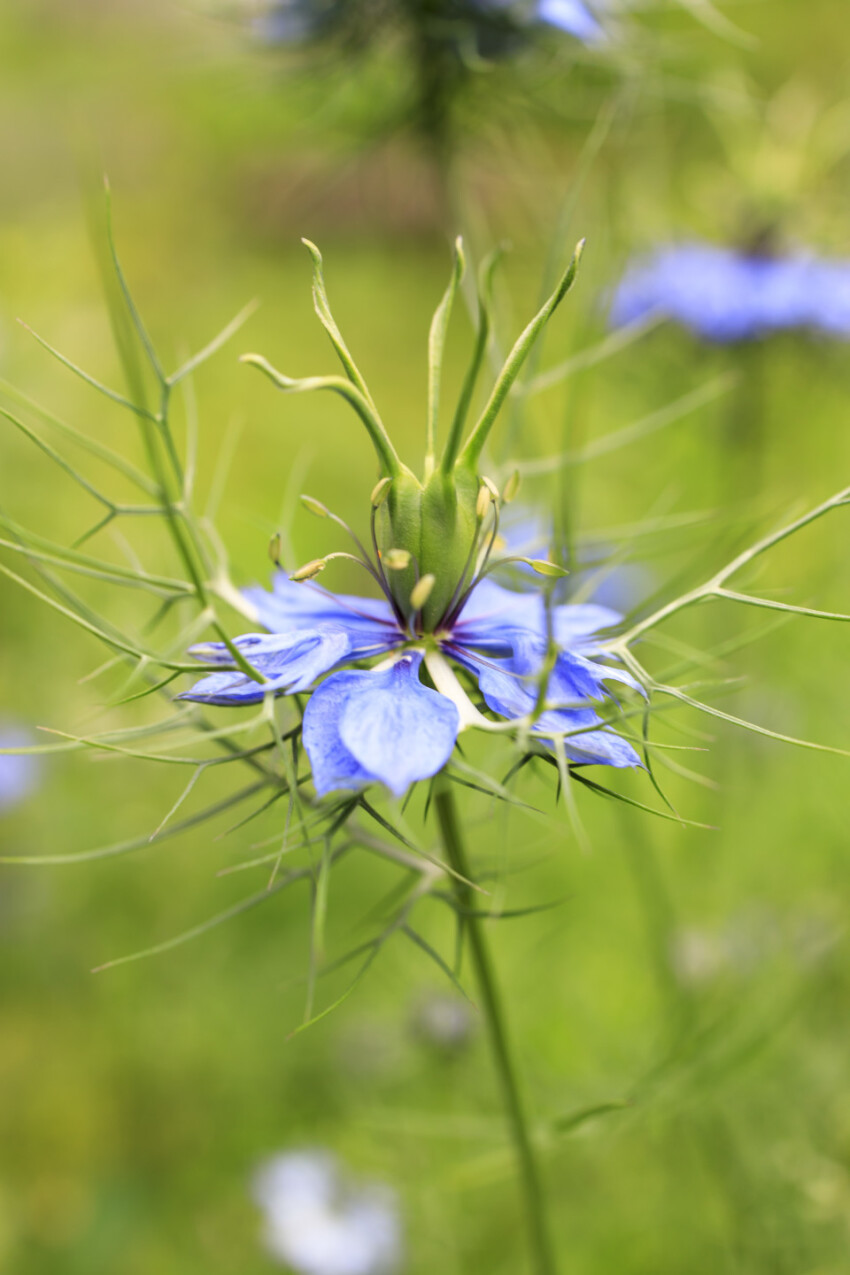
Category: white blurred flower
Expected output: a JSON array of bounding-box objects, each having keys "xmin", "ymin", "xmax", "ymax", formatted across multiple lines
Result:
[
  {"xmin": 412, "ymin": 992, "xmax": 475, "ymax": 1053},
  {"xmin": 671, "ymin": 903, "xmax": 843, "ymax": 988},
  {"xmin": 251, "ymin": 1150, "xmax": 402, "ymax": 1275}
]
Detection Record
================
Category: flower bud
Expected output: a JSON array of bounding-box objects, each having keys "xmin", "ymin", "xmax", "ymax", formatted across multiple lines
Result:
[
  {"xmin": 502, "ymin": 470, "xmax": 521, "ymax": 504},
  {"xmin": 268, "ymin": 532, "xmax": 282, "ymax": 565},
  {"xmin": 291, "ymin": 558, "xmax": 327, "ymax": 582},
  {"xmin": 481, "ymin": 476, "xmax": 500, "ymax": 501},
  {"xmin": 371, "ymin": 477, "xmax": 393, "ymax": 508},
  {"xmin": 382, "ymin": 548, "xmax": 412, "ymax": 571},
  {"xmin": 300, "ymin": 495, "xmax": 329, "ymax": 518},
  {"xmin": 409, "ymin": 573, "xmax": 435, "ymax": 612}
]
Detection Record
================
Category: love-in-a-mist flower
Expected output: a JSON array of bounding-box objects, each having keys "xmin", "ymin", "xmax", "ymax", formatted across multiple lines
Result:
[
  {"xmin": 179, "ymin": 238, "xmax": 642, "ymax": 798},
  {"xmin": 252, "ymin": 1150, "xmax": 402, "ymax": 1275},
  {"xmin": 609, "ymin": 241, "xmax": 850, "ymax": 342}
]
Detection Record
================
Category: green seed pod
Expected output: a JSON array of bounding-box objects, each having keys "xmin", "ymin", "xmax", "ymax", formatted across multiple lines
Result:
[{"xmin": 379, "ymin": 466, "xmax": 480, "ymax": 629}]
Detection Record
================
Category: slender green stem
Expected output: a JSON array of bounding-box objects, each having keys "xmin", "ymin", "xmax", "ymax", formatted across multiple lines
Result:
[{"xmin": 433, "ymin": 783, "xmax": 558, "ymax": 1275}]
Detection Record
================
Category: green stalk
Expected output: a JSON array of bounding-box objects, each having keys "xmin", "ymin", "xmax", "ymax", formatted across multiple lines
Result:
[{"xmin": 433, "ymin": 783, "xmax": 559, "ymax": 1275}]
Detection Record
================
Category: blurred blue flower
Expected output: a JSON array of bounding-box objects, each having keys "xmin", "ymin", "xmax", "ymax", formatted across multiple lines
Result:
[
  {"xmin": 0, "ymin": 729, "xmax": 41, "ymax": 813},
  {"xmin": 609, "ymin": 242, "xmax": 850, "ymax": 343},
  {"xmin": 179, "ymin": 571, "xmax": 641, "ymax": 797},
  {"xmin": 536, "ymin": 0, "xmax": 606, "ymax": 43},
  {"xmin": 252, "ymin": 0, "xmax": 344, "ymax": 44},
  {"xmin": 498, "ymin": 509, "xmax": 652, "ymax": 615},
  {"xmin": 252, "ymin": 1150, "xmax": 401, "ymax": 1274},
  {"xmin": 252, "ymin": 0, "xmax": 608, "ymax": 49}
]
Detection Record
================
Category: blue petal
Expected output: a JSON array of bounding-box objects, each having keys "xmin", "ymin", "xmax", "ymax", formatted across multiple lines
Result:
[
  {"xmin": 532, "ymin": 707, "xmax": 642, "ymax": 767},
  {"xmin": 452, "ymin": 578, "xmax": 545, "ymax": 646},
  {"xmin": 178, "ymin": 628, "xmax": 354, "ymax": 705},
  {"xmin": 451, "ymin": 637, "xmax": 642, "ymax": 769},
  {"xmin": 454, "ymin": 578, "xmax": 622, "ymax": 654},
  {"xmin": 303, "ymin": 654, "xmax": 460, "ymax": 798},
  {"xmin": 244, "ymin": 573, "xmax": 400, "ymax": 651},
  {"xmin": 300, "ymin": 671, "xmax": 375, "ymax": 795},
  {"xmin": 552, "ymin": 604, "xmax": 623, "ymax": 650}
]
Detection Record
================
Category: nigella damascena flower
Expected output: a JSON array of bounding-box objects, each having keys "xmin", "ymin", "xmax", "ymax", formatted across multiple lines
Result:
[
  {"xmin": 180, "ymin": 236, "xmax": 640, "ymax": 796},
  {"xmin": 252, "ymin": 1150, "xmax": 402, "ymax": 1275},
  {"xmin": 609, "ymin": 241, "xmax": 850, "ymax": 343},
  {"xmin": 179, "ymin": 568, "xmax": 641, "ymax": 797}
]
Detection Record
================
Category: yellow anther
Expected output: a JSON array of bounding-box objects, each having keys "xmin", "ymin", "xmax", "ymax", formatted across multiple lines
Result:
[
  {"xmin": 476, "ymin": 485, "xmax": 493, "ymax": 521},
  {"xmin": 291, "ymin": 558, "xmax": 327, "ymax": 582},
  {"xmin": 300, "ymin": 495, "xmax": 329, "ymax": 518},
  {"xmin": 530, "ymin": 559, "xmax": 568, "ymax": 578},
  {"xmin": 371, "ymin": 476, "xmax": 393, "ymax": 508},
  {"xmin": 383, "ymin": 548, "xmax": 412, "ymax": 571},
  {"xmin": 410, "ymin": 573, "xmax": 436, "ymax": 611},
  {"xmin": 502, "ymin": 470, "xmax": 521, "ymax": 504}
]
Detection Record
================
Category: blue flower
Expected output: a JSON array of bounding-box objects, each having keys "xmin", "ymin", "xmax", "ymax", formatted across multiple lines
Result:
[
  {"xmin": 0, "ymin": 728, "xmax": 41, "ymax": 813},
  {"xmin": 497, "ymin": 508, "xmax": 653, "ymax": 614},
  {"xmin": 179, "ymin": 572, "xmax": 642, "ymax": 797},
  {"xmin": 609, "ymin": 241, "xmax": 850, "ymax": 343},
  {"xmin": 536, "ymin": 0, "xmax": 607, "ymax": 44},
  {"xmin": 253, "ymin": 0, "xmax": 608, "ymax": 50}
]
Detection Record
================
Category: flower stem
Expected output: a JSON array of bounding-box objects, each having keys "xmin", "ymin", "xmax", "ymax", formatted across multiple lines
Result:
[{"xmin": 433, "ymin": 783, "xmax": 559, "ymax": 1275}]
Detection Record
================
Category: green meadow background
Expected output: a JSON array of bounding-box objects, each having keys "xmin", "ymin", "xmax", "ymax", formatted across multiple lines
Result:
[{"xmin": 1, "ymin": 1, "xmax": 850, "ymax": 1271}]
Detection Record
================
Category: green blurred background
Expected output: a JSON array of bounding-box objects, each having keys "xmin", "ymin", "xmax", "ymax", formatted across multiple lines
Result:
[{"xmin": 2, "ymin": 1, "xmax": 850, "ymax": 1271}]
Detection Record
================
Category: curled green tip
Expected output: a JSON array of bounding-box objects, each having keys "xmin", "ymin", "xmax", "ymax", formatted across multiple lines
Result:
[{"xmin": 239, "ymin": 352, "xmax": 297, "ymax": 387}]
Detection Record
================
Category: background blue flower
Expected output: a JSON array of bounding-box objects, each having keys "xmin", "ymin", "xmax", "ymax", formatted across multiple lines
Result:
[
  {"xmin": 609, "ymin": 242, "xmax": 850, "ymax": 342},
  {"xmin": 0, "ymin": 727, "xmax": 41, "ymax": 813}
]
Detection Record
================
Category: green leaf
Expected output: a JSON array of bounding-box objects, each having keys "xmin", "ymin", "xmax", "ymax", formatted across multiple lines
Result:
[
  {"xmin": 458, "ymin": 240, "xmax": 584, "ymax": 470},
  {"xmin": 426, "ymin": 236, "xmax": 465, "ymax": 474},
  {"xmin": 240, "ymin": 355, "xmax": 403, "ymax": 477},
  {"xmin": 403, "ymin": 925, "xmax": 473, "ymax": 1002},
  {"xmin": 17, "ymin": 320, "xmax": 157, "ymax": 421},
  {"xmin": 301, "ymin": 238, "xmax": 377, "ymax": 409},
  {"xmin": 168, "ymin": 300, "xmax": 259, "ymax": 387},
  {"xmin": 551, "ymin": 1100, "xmax": 630, "ymax": 1136},
  {"xmin": 441, "ymin": 247, "xmax": 503, "ymax": 473},
  {"xmin": 92, "ymin": 865, "xmax": 311, "ymax": 972},
  {"xmin": 0, "ymin": 781, "xmax": 268, "ymax": 866}
]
